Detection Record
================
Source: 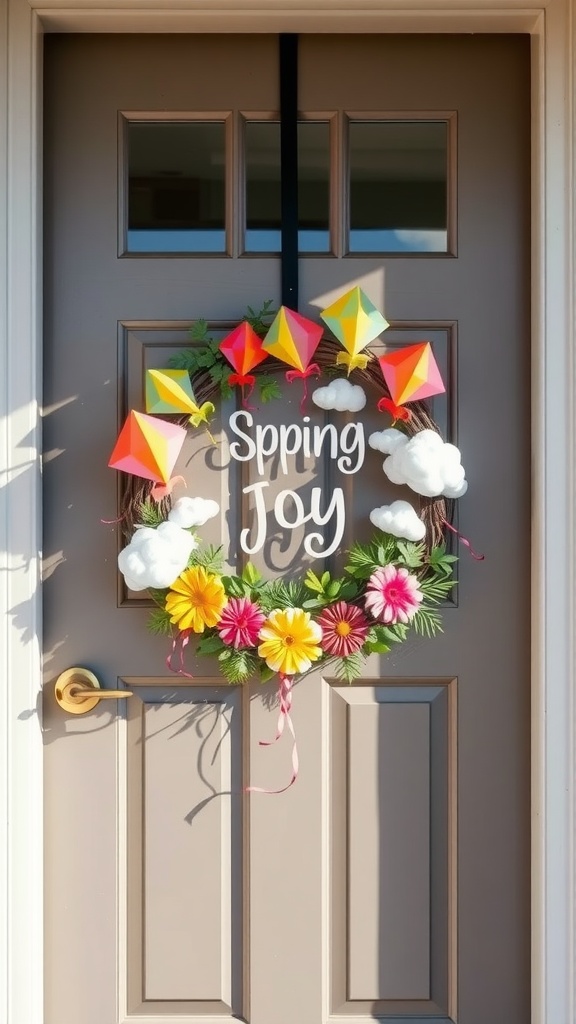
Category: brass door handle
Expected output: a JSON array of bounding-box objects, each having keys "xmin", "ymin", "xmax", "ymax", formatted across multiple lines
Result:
[{"xmin": 54, "ymin": 667, "xmax": 133, "ymax": 715}]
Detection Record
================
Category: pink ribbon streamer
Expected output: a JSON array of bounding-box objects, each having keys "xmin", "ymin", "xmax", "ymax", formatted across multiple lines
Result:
[
  {"xmin": 228, "ymin": 372, "xmax": 256, "ymax": 410},
  {"xmin": 151, "ymin": 475, "xmax": 186, "ymax": 503},
  {"xmin": 166, "ymin": 629, "xmax": 195, "ymax": 678},
  {"xmin": 285, "ymin": 363, "xmax": 321, "ymax": 414},
  {"xmin": 246, "ymin": 674, "xmax": 299, "ymax": 794},
  {"xmin": 442, "ymin": 518, "xmax": 485, "ymax": 561}
]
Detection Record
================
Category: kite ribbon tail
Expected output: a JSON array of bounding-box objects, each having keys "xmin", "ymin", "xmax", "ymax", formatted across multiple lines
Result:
[
  {"xmin": 285, "ymin": 363, "xmax": 322, "ymax": 415},
  {"xmin": 441, "ymin": 518, "xmax": 485, "ymax": 561},
  {"xmin": 228, "ymin": 372, "xmax": 256, "ymax": 410},
  {"xmin": 150, "ymin": 475, "xmax": 186, "ymax": 502},
  {"xmin": 245, "ymin": 673, "xmax": 299, "ymax": 795},
  {"xmin": 336, "ymin": 350, "xmax": 370, "ymax": 375},
  {"xmin": 166, "ymin": 629, "xmax": 195, "ymax": 679}
]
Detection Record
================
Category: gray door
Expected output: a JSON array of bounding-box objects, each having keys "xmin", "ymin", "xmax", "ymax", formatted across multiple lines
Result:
[{"xmin": 43, "ymin": 33, "xmax": 530, "ymax": 1024}]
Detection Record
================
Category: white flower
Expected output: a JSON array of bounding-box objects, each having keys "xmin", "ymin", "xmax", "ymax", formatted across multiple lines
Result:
[
  {"xmin": 369, "ymin": 500, "xmax": 426, "ymax": 541},
  {"xmin": 312, "ymin": 378, "xmax": 367, "ymax": 412},
  {"xmin": 118, "ymin": 521, "xmax": 197, "ymax": 592},
  {"xmin": 168, "ymin": 496, "xmax": 220, "ymax": 529},
  {"xmin": 370, "ymin": 428, "xmax": 467, "ymax": 498}
]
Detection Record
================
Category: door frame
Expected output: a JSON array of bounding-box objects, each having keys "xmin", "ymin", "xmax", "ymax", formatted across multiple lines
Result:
[{"xmin": 0, "ymin": 2, "xmax": 573, "ymax": 1022}]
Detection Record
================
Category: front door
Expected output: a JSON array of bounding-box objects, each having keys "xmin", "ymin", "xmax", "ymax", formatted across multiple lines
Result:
[{"xmin": 43, "ymin": 33, "xmax": 530, "ymax": 1024}]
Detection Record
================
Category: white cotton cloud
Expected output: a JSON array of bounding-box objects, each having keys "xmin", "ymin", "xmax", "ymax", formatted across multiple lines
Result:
[
  {"xmin": 312, "ymin": 378, "xmax": 367, "ymax": 412},
  {"xmin": 369, "ymin": 428, "xmax": 468, "ymax": 499},
  {"xmin": 369, "ymin": 500, "xmax": 426, "ymax": 541},
  {"xmin": 368, "ymin": 427, "xmax": 409, "ymax": 454},
  {"xmin": 118, "ymin": 521, "xmax": 197, "ymax": 592},
  {"xmin": 168, "ymin": 496, "xmax": 220, "ymax": 529}
]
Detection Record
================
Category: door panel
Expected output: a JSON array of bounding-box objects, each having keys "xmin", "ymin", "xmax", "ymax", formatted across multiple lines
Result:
[{"xmin": 43, "ymin": 33, "xmax": 530, "ymax": 1024}]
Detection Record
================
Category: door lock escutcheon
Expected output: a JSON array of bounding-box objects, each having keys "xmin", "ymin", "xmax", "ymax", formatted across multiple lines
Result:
[{"xmin": 54, "ymin": 667, "xmax": 133, "ymax": 715}]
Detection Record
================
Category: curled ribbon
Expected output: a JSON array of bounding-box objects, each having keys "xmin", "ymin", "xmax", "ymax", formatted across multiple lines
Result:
[
  {"xmin": 166, "ymin": 628, "xmax": 195, "ymax": 678},
  {"xmin": 150, "ymin": 474, "xmax": 186, "ymax": 503},
  {"xmin": 442, "ymin": 519, "xmax": 485, "ymax": 561},
  {"xmin": 336, "ymin": 351, "xmax": 370, "ymax": 374},
  {"xmin": 377, "ymin": 396, "xmax": 412, "ymax": 425},
  {"xmin": 285, "ymin": 363, "xmax": 321, "ymax": 414},
  {"xmin": 246, "ymin": 673, "xmax": 299, "ymax": 794},
  {"xmin": 228, "ymin": 372, "xmax": 256, "ymax": 409}
]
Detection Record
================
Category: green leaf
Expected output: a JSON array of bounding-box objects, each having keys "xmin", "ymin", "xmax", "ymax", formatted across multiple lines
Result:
[
  {"xmin": 136, "ymin": 500, "xmax": 165, "ymax": 528},
  {"xmin": 196, "ymin": 633, "xmax": 227, "ymax": 655},
  {"xmin": 338, "ymin": 580, "xmax": 360, "ymax": 601},
  {"xmin": 242, "ymin": 562, "xmax": 262, "ymax": 586},
  {"xmin": 189, "ymin": 544, "xmax": 225, "ymax": 574},
  {"xmin": 189, "ymin": 319, "xmax": 210, "ymax": 341},
  {"xmin": 321, "ymin": 570, "xmax": 330, "ymax": 588},
  {"xmin": 220, "ymin": 648, "xmax": 259, "ymax": 684},
  {"xmin": 259, "ymin": 663, "xmax": 276, "ymax": 684},
  {"xmin": 147, "ymin": 607, "xmax": 173, "ymax": 636},
  {"xmin": 326, "ymin": 579, "xmax": 341, "ymax": 599},
  {"xmin": 222, "ymin": 576, "xmax": 248, "ymax": 598},
  {"xmin": 148, "ymin": 586, "xmax": 169, "ymax": 608},
  {"xmin": 363, "ymin": 640, "xmax": 391, "ymax": 654},
  {"xmin": 419, "ymin": 576, "xmax": 457, "ymax": 602},
  {"xmin": 412, "ymin": 606, "xmax": 443, "ymax": 638},
  {"xmin": 334, "ymin": 652, "xmax": 365, "ymax": 684},
  {"xmin": 258, "ymin": 375, "xmax": 282, "ymax": 403},
  {"xmin": 304, "ymin": 569, "xmax": 324, "ymax": 594},
  {"xmin": 396, "ymin": 540, "xmax": 425, "ymax": 568}
]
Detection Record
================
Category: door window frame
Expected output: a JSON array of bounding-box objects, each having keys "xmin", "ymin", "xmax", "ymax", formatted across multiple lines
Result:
[{"xmin": 1, "ymin": 4, "xmax": 573, "ymax": 1023}]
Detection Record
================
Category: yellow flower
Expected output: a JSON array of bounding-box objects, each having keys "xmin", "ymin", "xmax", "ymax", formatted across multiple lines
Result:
[
  {"xmin": 258, "ymin": 607, "xmax": 323, "ymax": 677},
  {"xmin": 165, "ymin": 565, "xmax": 227, "ymax": 633}
]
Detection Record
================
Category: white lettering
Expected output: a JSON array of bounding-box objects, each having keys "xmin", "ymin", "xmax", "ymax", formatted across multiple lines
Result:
[
  {"xmin": 338, "ymin": 423, "xmax": 365, "ymax": 475},
  {"xmin": 240, "ymin": 481, "xmax": 269, "ymax": 555}
]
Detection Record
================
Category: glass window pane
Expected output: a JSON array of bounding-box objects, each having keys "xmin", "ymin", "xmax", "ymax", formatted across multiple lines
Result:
[
  {"xmin": 126, "ymin": 121, "xmax": 226, "ymax": 253},
  {"xmin": 348, "ymin": 121, "xmax": 448, "ymax": 253},
  {"xmin": 244, "ymin": 121, "xmax": 330, "ymax": 253},
  {"xmin": 298, "ymin": 122, "xmax": 330, "ymax": 253}
]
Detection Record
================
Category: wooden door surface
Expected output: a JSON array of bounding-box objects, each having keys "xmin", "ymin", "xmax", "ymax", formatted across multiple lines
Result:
[{"xmin": 43, "ymin": 33, "xmax": 531, "ymax": 1024}]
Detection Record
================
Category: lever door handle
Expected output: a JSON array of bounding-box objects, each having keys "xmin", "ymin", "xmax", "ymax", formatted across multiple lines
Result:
[{"xmin": 54, "ymin": 667, "xmax": 133, "ymax": 715}]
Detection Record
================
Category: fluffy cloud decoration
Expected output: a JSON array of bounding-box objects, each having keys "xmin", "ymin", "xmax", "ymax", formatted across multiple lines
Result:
[
  {"xmin": 168, "ymin": 496, "xmax": 220, "ymax": 529},
  {"xmin": 118, "ymin": 522, "xmax": 197, "ymax": 592},
  {"xmin": 312, "ymin": 378, "xmax": 367, "ymax": 412},
  {"xmin": 368, "ymin": 427, "xmax": 468, "ymax": 499},
  {"xmin": 369, "ymin": 500, "xmax": 426, "ymax": 541}
]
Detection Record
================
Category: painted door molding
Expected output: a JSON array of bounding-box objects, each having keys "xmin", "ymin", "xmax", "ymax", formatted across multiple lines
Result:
[{"xmin": 0, "ymin": 2, "xmax": 574, "ymax": 1023}]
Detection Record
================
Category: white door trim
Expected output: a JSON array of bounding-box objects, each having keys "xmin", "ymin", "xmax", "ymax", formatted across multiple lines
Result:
[{"xmin": 0, "ymin": 2, "xmax": 573, "ymax": 1022}]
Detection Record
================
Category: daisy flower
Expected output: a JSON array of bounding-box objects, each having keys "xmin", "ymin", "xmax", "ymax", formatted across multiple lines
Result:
[
  {"xmin": 364, "ymin": 565, "xmax": 423, "ymax": 625},
  {"xmin": 165, "ymin": 565, "xmax": 227, "ymax": 633},
  {"xmin": 317, "ymin": 601, "xmax": 370, "ymax": 657},
  {"xmin": 218, "ymin": 597, "xmax": 266, "ymax": 649},
  {"xmin": 258, "ymin": 607, "xmax": 323, "ymax": 677}
]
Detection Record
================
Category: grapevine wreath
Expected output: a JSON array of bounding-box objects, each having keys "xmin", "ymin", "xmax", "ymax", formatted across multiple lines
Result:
[{"xmin": 110, "ymin": 290, "xmax": 468, "ymax": 691}]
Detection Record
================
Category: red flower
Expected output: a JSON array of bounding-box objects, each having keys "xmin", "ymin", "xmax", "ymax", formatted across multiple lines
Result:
[
  {"xmin": 218, "ymin": 597, "xmax": 266, "ymax": 649},
  {"xmin": 317, "ymin": 601, "xmax": 370, "ymax": 657}
]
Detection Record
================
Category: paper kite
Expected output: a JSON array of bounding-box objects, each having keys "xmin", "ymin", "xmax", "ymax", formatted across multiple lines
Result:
[
  {"xmin": 262, "ymin": 306, "xmax": 324, "ymax": 411},
  {"xmin": 146, "ymin": 368, "xmax": 215, "ymax": 431},
  {"xmin": 378, "ymin": 342, "xmax": 445, "ymax": 407},
  {"xmin": 108, "ymin": 411, "xmax": 186, "ymax": 493},
  {"xmin": 320, "ymin": 286, "xmax": 389, "ymax": 374},
  {"xmin": 263, "ymin": 307, "xmax": 323, "ymax": 372},
  {"xmin": 219, "ymin": 322, "xmax": 269, "ymax": 404}
]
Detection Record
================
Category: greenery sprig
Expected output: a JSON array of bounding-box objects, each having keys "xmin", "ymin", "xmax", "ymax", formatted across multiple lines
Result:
[{"xmin": 168, "ymin": 301, "xmax": 281, "ymax": 403}]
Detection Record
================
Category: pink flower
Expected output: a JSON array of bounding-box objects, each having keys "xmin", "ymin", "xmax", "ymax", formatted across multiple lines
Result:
[
  {"xmin": 218, "ymin": 597, "xmax": 266, "ymax": 649},
  {"xmin": 365, "ymin": 565, "xmax": 423, "ymax": 624},
  {"xmin": 317, "ymin": 601, "xmax": 370, "ymax": 657}
]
